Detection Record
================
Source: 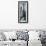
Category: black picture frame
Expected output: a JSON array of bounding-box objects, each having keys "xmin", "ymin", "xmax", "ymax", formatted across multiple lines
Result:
[{"xmin": 18, "ymin": 1, "xmax": 28, "ymax": 23}]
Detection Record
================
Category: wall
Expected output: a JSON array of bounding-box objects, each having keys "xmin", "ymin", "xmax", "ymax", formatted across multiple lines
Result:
[
  {"xmin": 31, "ymin": 0, "xmax": 46, "ymax": 30},
  {"xmin": 0, "ymin": 0, "xmax": 46, "ymax": 30}
]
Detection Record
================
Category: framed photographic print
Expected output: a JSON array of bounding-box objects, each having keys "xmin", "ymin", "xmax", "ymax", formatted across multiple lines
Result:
[{"xmin": 18, "ymin": 1, "xmax": 28, "ymax": 23}]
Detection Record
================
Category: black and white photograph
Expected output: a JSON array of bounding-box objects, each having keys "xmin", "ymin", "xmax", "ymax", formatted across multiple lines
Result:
[
  {"xmin": 0, "ymin": 0, "xmax": 46, "ymax": 46},
  {"xmin": 18, "ymin": 1, "xmax": 28, "ymax": 23}
]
